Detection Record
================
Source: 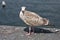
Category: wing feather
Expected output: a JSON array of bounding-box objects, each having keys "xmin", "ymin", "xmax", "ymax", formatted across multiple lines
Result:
[{"xmin": 23, "ymin": 11, "xmax": 43, "ymax": 26}]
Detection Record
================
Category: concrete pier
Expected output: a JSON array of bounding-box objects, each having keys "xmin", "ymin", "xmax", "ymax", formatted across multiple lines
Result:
[{"xmin": 0, "ymin": 25, "xmax": 60, "ymax": 40}]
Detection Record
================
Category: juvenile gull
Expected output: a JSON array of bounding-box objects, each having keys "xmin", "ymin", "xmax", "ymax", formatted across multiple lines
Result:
[{"xmin": 19, "ymin": 6, "xmax": 50, "ymax": 35}]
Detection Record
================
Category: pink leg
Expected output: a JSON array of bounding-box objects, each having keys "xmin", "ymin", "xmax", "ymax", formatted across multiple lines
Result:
[
  {"xmin": 26, "ymin": 27, "xmax": 31, "ymax": 36},
  {"xmin": 31, "ymin": 27, "xmax": 34, "ymax": 34}
]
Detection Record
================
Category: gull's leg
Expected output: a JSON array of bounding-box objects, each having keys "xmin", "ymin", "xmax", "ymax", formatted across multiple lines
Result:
[
  {"xmin": 31, "ymin": 27, "xmax": 34, "ymax": 34},
  {"xmin": 26, "ymin": 27, "xmax": 31, "ymax": 35}
]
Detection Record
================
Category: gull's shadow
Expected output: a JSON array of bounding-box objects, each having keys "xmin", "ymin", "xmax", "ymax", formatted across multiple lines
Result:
[{"xmin": 24, "ymin": 27, "xmax": 53, "ymax": 33}]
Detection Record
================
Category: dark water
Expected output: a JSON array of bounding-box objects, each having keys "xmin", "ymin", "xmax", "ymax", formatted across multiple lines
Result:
[{"xmin": 0, "ymin": 0, "xmax": 60, "ymax": 28}]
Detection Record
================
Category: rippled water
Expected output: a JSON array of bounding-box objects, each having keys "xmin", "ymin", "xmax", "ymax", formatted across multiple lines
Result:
[{"xmin": 0, "ymin": 0, "xmax": 60, "ymax": 28}]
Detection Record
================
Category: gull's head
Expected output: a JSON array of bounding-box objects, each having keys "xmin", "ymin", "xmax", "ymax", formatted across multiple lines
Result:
[{"xmin": 21, "ymin": 6, "xmax": 26, "ymax": 11}]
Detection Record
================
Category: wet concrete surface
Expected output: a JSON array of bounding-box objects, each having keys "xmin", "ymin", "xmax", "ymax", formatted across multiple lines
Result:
[{"xmin": 0, "ymin": 25, "xmax": 60, "ymax": 40}]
